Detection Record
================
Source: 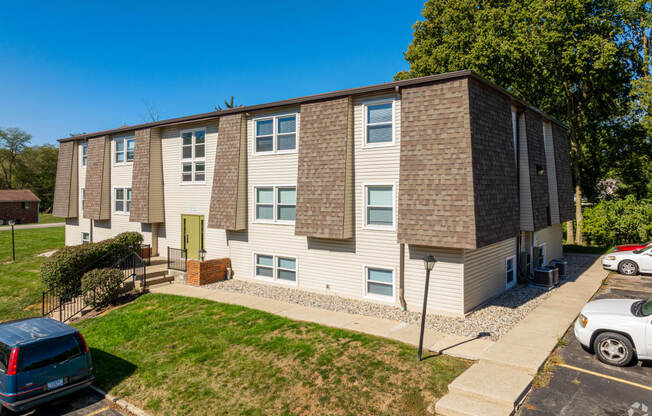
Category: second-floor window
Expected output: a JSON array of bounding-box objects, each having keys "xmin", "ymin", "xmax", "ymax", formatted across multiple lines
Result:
[
  {"xmin": 255, "ymin": 114, "xmax": 297, "ymax": 154},
  {"xmin": 254, "ymin": 186, "xmax": 296, "ymax": 223},
  {"xmin": 81, "ymin": 142, "xmax": 88, "ymax": 166},
  {"xmin": 115, "ymin": 187, "xmax": 131, "ymax": 213},
  {"xmin": 364, "ymin": 100, "xmax": 394, "ymax": 146},
  {"xmin": 115, "ymin": 136, "xmax": 135, "ymax": 163},
  {"xmin": 181, "ymin": 128, "xmax": 206, "ymax": 183}
]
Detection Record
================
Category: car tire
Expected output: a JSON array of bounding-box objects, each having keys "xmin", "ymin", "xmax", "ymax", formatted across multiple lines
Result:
[
  {"xmin": 593, "ymin": 332, "xmax": 635, "ymax": 367},
  {"xmin": 617, "ymin": 260, "xmax": 639, "ymax": 276}
]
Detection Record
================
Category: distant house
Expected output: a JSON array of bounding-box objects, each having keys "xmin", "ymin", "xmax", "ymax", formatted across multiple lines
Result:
[{"xmin": 0, "ymin": 190, "xmax": 41, "ymax": 224}]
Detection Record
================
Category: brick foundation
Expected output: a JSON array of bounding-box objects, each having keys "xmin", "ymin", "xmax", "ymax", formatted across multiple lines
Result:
[{"xmin": 186, "ymin": 258, "xmax": 231, "ymax": 286}]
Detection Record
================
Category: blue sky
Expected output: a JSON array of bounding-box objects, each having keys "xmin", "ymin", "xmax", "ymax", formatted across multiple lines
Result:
[{"xmin": 0, "ymin": 1, "xmax": 425, "ymax": 145}]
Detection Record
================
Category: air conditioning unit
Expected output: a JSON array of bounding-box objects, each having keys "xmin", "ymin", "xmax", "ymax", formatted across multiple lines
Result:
[
  {"xmin": 549, "ymin": 259, "xmax": 568, "ymax": 277},
  {"xmin": 532, "ymin": 266, "xmax": 559, "ymax": 287}
]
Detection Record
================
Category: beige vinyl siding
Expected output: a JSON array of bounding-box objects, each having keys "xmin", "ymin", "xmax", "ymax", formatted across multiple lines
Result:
[
  {"xmin": 158, "ymin": 121, "xmax": 229, "ymax": 259},
  {"xmin": 65, "ymin": 142, "xmax": 88, "ymax": 246},
  {"xmin": 463, "ymin": 237, "xmax": 516, "ymax": 312},
  {"xmin": 542, "ymin": 122, "xmax": 560, "ymax": 224},
  {"xmin": 534, "ymin": 223, "xmax": 563, "ymax": 262},
  {"xmin": 517, "ymin": 111, "xmax": 534, "ymax": 231}
]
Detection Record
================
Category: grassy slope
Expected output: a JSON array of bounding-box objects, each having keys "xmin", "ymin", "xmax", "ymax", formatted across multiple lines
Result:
[
  {"xmin": 76, "ymin": 294, "xmax": 471, "ymax": 416},
  {"xmin": 38, "ymin": 213, "xmax": 66, "ymax": 224},
  {"xmin": 0, "ymin": 227, "xmax": 64, "ymax": 322}
]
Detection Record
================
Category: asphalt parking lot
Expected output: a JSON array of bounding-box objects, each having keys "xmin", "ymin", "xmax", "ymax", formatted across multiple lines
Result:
[
  {"xmin": 17, "ymin": 387, "xmax": 126, "ymax": 416},
  {"xmin": 519, "ymin": 272, "xmax": 652, "ymax": 416}
]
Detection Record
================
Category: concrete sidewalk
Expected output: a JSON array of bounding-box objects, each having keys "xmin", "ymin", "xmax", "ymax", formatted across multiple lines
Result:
[
  {"xmin": 0, "ymin": 222, "xmax": 64, "ymax": 231},
  {"xmin": 435, "ymin": 255, "xmax": 608, "ymax": 416},
  {"xmin": 149, "ymin": 283, "xmax": 494, "ymax": 361}
]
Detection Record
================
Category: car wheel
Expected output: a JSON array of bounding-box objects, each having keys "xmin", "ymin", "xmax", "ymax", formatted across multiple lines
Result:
[
  {"xmin": 618, "ymin": 260, "xmax": 639, "ymax": 276},
  {"xmin": 593, "ymin": 332, "xmax": 635, "ymax": 366}
]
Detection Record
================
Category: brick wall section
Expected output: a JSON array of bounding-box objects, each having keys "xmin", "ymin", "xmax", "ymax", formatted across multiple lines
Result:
[
  {"xmin": 468, "ymin": 78, "xmax": 519, "ymax": 247},
  {"xmin": 295, "ymin": 97, "xmax": 353, "ymax": 239},
  {"xmin": 0, "ymin": 202, "xmax": 39, "ymax": 224},
  {"xmin": 397, "ymin": 78, "xmax": 477, "ymax": 249},
  {"xmin": 130, "ymin": 128, "xmax": 151, "ymax": 223},
  {"xmin": 187, "ymin": 258, "xmax": 231, "ymax": 286},
  {"xmin": 208, "ymin": 114, "xmax": 246, "ymax": 230},
  {"xmin": 525, "ymin": 110, "xmax": 550, "ymax": 231},
  {"xmin": 84, "ymin": 136, "xmax": 110, "ymax": 220},
  {"xmin": 552, "ymin": 123, "xmax": 574, "ymax": 222},
  {"xmin": 53, "ymin": 140, "xmax": 76, "ymax": 218}
]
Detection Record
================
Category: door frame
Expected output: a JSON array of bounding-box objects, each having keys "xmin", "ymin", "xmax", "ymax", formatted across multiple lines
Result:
[{"xmin": 181, "ymin": 214, "xmax": 205, "ymax": 260}]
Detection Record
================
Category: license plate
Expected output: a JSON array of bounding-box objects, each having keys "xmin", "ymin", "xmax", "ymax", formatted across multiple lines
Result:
[{"xmin": 47, "ymin": 378, "xmax": 64, "ymax": 390}]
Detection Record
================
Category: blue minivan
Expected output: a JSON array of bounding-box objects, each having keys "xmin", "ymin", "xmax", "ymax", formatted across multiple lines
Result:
[{"xmin": 0, "ymin": 318, "xmax": 93, "ymax": 415}]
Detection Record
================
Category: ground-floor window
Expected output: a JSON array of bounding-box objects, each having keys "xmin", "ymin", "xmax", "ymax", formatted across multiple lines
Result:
[
  {"xmin": 505, "ymin": 255, "xmax": 516, "ymax": 287},
  {"xmin": 254, "ymin": 253, "xmax": 297, "ymax": 283},
  {"xmin": 81, "ymin": 232, "xmax": 90, "ymax": 244},
  {"xmin": 364, "ymin": 266, "xmax": 394, "ymax": 299}
]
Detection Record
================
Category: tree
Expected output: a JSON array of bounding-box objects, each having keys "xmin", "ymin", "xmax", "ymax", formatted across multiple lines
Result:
[
  {"xmin": 214, "ymin": 96, "xmax": 242, "ymax": 111},
  {"xmin": 0, "ymin": 127, "xmax": 32, "ymax": 189},
  {"xmin": 143, "ymin": 101, "xmax": 160, "ymax": 122},
  {"xmin": 14, "ymin": 145, "xmax": 58, "ymax": 212},
  {"xmin": 396, "ymin": 0, "xmax": 644, "ymax": 245}
]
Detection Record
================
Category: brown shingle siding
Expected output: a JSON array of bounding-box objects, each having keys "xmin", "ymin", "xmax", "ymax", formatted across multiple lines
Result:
[
  {"xmin": 52, "ymin": 141, "xmax": 77, "ymax": 218},
  {"xmin": 398, "ymin": 79, "xmax": 477, "ymax": 249},
  {"xmin": 468, "ymin": 78, "xmax": 519, "ymax": 247},
  {"xmin": 130, "ymin": 128, "xmax": 151, "ymax": 223},
  {"xmin": 84, "ymin": 136, "xmax": 111, "ymax": 220},
  {"xmin": 525, "ymin": 110, "xmax": 550, "ymax": 231},
  {"xmin": 295, "ymin": 97, "xmax": 353, "ymax": 239},
  {"xmin": 552, "ymin": 123, "xmax": 574, "ymax": 222}
]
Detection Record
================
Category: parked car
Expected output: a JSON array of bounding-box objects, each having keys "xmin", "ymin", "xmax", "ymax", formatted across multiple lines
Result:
[
  {"xmin": 0, "ymin": 318, "xmax": 93, "ymax": 415},
  {"xmin": 574, "ymin": 298, "xmax": 652, "ymax": 366},
  {"xmin": 602, "ymin": 244, "xmax": 652, "ymax": 276},
  {"xmin": 613, "ymin": 241, "xmax": 652, "ymax": 252}
]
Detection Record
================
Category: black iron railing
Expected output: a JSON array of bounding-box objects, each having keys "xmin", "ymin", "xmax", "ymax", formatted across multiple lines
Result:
[{"xmin": 167, "ymin": 247, "xmax": 187, "ymax": 272}]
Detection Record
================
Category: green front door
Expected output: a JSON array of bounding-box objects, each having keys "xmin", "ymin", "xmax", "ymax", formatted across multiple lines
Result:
[{"xmin": 181, "ymin": 214, "xmax": 204, "ymax": 259}]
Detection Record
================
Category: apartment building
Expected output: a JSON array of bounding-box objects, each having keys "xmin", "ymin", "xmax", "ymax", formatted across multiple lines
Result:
[{"xmin": 52, "ymin": 70, "xmax": 574, "ymax": 317}]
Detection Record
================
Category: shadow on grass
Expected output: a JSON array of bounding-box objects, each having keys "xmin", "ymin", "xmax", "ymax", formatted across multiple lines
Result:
[{"xmin": 90, "ymin": 348, "xmax": 137, "ymax": 391}]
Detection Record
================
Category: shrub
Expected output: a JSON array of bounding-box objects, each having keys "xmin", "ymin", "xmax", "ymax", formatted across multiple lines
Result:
[
  {"xmin": 582, "ymin": 196, "xmax": 652, "ymax": 247},
  {"xmin": 40, "ymin": 232, "xmax": 143, "ymax": 293},
  {"xmin": 82, "ymin": 268, "xmax": 125, "ymax": 308}
]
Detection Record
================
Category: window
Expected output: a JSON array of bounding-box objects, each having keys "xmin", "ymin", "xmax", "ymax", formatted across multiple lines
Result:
[
  {"xmin": 364, "ymin": 100, "xmax": 394, "ymax": 146},
  {"xmin": 255, "ymin": 254, "xmax": 297, "ymax": 283},
  {"xmin": 81, "ymin": 232, "xmax": 90, "ymax": 244},
  {"xmin": 364, "ymin": 185, "xmax": 394, "ymax": 229},
  {"xmin": 365, "ymin": 267, "xmax": 394, "ymax": 298},
  {"xmin": 17, "ymin": 335, "xmax": 82, "ymax": 373},
  {"xmin": 255, "ymin": 114, "xmax": 297, "ymax": 154},
  {"xmin": 254, "ymin": 186, "xmax": 296, "ymax": 223},
  {"xmin": 506, "ymin": 255, "xmax": 516, "ymax": 287},
  {"xmin": 22, "ymin": 202, "xmax": 29, "ymax": 209},
  {"xmin": 0, "ymin": 342, "xmax": 10, "ymax": 373},
  {"xmin": 181, "ymin": 128, "xmax": 206, "ymax": 183},
  {"xmin": 115, "ymin": 187, "xmax": 131, "ymax": 213},
  {"xmin": 81, "ymin": 142, "xmax": 88, "ymax": 167},
  {"xmin": 114, "ymin": 136, "xmax": 135, "ymax": 163},
  {"xmin": 81, "ymin": 188, "xmax": 85, "ymax": 210}
]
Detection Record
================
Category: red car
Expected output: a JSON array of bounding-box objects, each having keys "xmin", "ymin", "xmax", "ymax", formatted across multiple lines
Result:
[{"xmin": 613, "ymin": 241, "xmax": 652, "ymax": 252}]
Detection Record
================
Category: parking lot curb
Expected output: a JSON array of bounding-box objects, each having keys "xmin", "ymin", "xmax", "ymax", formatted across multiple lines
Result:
[{"xmin": 90, "ymin": 385, "xmax": 151, "ymax": 416}]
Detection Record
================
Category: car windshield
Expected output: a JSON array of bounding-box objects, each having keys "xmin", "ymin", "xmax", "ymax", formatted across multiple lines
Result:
[
  {"xmin": 18, "ymin": 334, "xmax": 82, "ymax": 372},
  {"xmin": 642, "ymin": 299, "xmax": 652, "ymax": 317},
  {"xmin": 0, "ymin": 342, "xmax": 10, "ymax": 373}
]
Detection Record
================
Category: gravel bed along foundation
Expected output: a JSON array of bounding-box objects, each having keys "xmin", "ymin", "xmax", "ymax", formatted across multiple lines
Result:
[{"xmin": 203, "ymin": 254, "xmax": 596, "ymax": 340}]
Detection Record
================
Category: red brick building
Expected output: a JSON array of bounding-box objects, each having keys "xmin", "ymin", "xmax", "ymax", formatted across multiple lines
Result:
[{"xmin": 0, "ymin": 190, "xmax": 40, "ymax": 224}]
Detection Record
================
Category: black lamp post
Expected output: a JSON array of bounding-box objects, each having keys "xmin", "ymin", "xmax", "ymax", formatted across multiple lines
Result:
[
  {"xmin": 418, "ymin": 254, "xmax": 436, "ymax": 361},
  {"xmin": 8, "ymin": 219, "xmax": 16, "ymax": 262},
  {"xmin": 199, "ymin": 249, "xmax": 207, "ymax": 262}
]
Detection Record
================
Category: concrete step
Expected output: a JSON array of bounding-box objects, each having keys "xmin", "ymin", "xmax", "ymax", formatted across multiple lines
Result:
[
  {"xmin": 448, "ymin": 361, "xmax": 532, "ymax": 408},
  {"xmin": 435, "ymin": 392, "xmax": 514, "ymax": 416},
  {"xmin": 143, "ymin": 274, "xmax": 175, "ymax": 287}
]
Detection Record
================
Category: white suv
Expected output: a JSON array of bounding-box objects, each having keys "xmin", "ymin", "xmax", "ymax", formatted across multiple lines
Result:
[{"xmin": 574, "ymin": 298, "xmax": 652, "ymax": 366}]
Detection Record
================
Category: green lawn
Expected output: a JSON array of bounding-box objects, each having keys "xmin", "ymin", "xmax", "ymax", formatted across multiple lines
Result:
[
  {"xmin": 38, "ymin": 213, "xmax": 66, "ymax": 224},
  {"xmin": 76, "ymin": 294, "xmax": 471, "ymax": 416},
  {"xmin": 0, "ymin": 227, "xmax": 64, "ymax": 322}
]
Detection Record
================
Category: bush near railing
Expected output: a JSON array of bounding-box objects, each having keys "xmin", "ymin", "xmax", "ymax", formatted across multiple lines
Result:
[
  {"xmin": 582, "ymin": 196, "xmax": 652, "ymax": 247},
  {"xmin": 40, "ymin": 232, "xmax": 143, "ymax": 294},
  {"xmin": 82, "ymin": 268, "xmax": 125, "ymax": 308}
]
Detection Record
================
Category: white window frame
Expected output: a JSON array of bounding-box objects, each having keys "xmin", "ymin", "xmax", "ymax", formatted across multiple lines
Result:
[
  {"xmin": 253, "ymin": 113, "xmax": 298, "ymax": 155},
  {"xmin": 113, "ymin": 187, "xmax": 131, "ymax": 214},
  {"xmin": 363, "ymin": 265, "xmax": 395, "ymax": 302},
  {"xmin": 252, "ymin": 185, "xmax": 296, "ymax": 225},
  {"xmin": 80, "ymin": 142, "xmax": 88, "ymax": 167},
  {"xmin": 362, "ymin": 98, "xmax": 395, "ymax": 148},
  {"xmin": 505, "ymin": 255, "xmax": 517, "ymax": 289},
  {"xmin": 113, "ymin": 135, "xmax": 135, "ymax": 165},
  {"xmin": 253, "ymin": 252, "xmax": 298, "ymax": 286},
  {"xmin": 362, "ymin": 183, "xmax": 396, "ymax": 231},
  {"xmin": 81, "ymin": 232, "xmax": 90, "ymax": 244},
  {"xmin": 179, "ymin": 127, "xmax": 207, "ymax": 185}
]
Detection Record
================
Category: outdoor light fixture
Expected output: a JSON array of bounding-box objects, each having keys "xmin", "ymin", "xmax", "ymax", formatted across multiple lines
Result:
[
  {"xmin": 8, "ymin": 219, "xmax": 16, "ymax": 262},
  {"xmin": 418, "ymin": 254, "xmax": 437, "ymax": 361},
  {"xmin": 199, "ymin": 249, "xmax": 207, "ymax": 262},
  {"xmin": 536, "ymin": 164, "xmax": 545, "ymax": 176}
]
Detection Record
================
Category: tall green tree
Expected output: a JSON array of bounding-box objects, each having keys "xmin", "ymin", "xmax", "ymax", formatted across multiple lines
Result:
[
  {"xmin": 14, "ymin": 145, "xmax": 59, "ymax": 212},
  {"xmin": 214, "ymin": 96, "xmax": 242, "ymax": 111},
  {"xmin": 396, "ymin": 0, "xmax": 644, "ymax": 245},
  {"xmin": 0, "ymin": 127, "xmax": 32, "ymax": 189}
]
